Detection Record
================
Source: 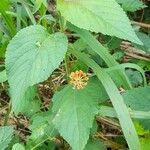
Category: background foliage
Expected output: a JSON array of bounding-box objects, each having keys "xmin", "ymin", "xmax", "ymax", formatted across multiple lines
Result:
[{"xmin": 0, "ymin": 0, "xmax": 150, "ymax": 150}]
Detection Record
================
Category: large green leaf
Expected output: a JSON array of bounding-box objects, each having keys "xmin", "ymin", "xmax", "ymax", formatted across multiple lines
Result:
[
  {"xmin": 52, "ymin": 77, "xmax": 105, "ymax": 150},
  {"xmin": 5, "ymin": 25, "xmax": 68, "ymax": 113},
  {"xmin": 57, "ymin": 0, "xmax": 142, "ymax": 44},
  {"xmin": 69, "ymin": 48, "xmax": 141, "ymax": 150},
  {"xmin": 0, "ymin": 126, "xmax": 14, "ymax": 150}
]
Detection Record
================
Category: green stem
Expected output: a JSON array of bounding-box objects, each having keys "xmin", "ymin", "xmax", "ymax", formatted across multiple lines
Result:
[
  {"xmin": 59, "ymin": 14, "xmax": 66, "ymax": 32},
  {"xmin": 58, "ymin": 15, "xmax": 69, "ymax": 81},
  {"xmin": 64, "ymin": 53, "xmax": 70, "ymax": 82}
]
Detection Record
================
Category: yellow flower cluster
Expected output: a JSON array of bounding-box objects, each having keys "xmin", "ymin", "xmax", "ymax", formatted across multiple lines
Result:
[{"xmin": 69, "ymin": 70, "xmax": 89, "ymax": 90}]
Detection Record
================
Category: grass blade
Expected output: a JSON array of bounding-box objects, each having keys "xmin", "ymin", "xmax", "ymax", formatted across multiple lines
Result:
[{"xmin": 99, "ymin": 106, "xmax": 150, "ymax": 120}]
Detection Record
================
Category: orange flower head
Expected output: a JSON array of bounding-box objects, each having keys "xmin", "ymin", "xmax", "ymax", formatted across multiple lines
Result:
[{"xmin": 69, "ymin": 70, "xmax": 89, "ymax": 90}]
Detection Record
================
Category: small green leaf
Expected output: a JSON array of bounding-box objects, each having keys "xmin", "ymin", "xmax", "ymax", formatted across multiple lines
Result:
[
  {"xmin": 0, "ymin": 126, "xmax": 14, "ymax": 150},
  {"xmin": 0, "ymin": 0, "xmax": 9, "ymax": 12},
  {"xmin": 33, "ymin": 0, "xmax": 47, "ymax": 13},
  {"xmin": 12, "ymin": 143, "xmax": 25, "ymax": 150},
  {"xmin": 140, "ymin": 138, "xmax": 150, "ymax": 150},
  {"xmin": 134, "ymin": 122, "xmax": 149, "ymax": 136},
  {"xmin": 126, "ymin": 69, "xmax": 143, "ymax": 87},
  {"xmin": 52, "ymin": 77, "xmax": 105, "ymax": 150},
  {"xmin": 27, "ymin": 110, "xmax": 57, "ymax": 148},
  {"xmin": 20, "ymin": 87, "xmax": 41, "ymax": 117},
  {"xmin": 84, "ymin": 139, "xmax": 106, "ymax": 150},
  {"xmin": 12, "ymin": 86, "xmax": 38, "ymax": 114},
  {"xmin": 57, "ymin": 0, "xmax": 142, "ymax": 44},
  {"xmin": 0, "ymin": 0, "xmax": 16, "ymax": 36},
  {"xmin": 123, "ymin": 86, "xmax": 150, "ymax": 111},
  {"xmin": 5, "ymin": 25, "xmax": 68, "ymax": 113},
  {"xmin": 134, "ymin": 32, "xmax": 150, "ymax": 53},
  {"xmin": 0, "ymin": 69, "xmax": 7, "ymax": 83},
  {"xmin": 71, "ymin": 60, "xmax": 89, "ymax": 73},
  {"xmin": 123, "ymin": 86, "xmax": 150, "ymax": 130},
  {"xmin": 117, "ymin": 0, "xmax": 146, "ymax": 12}
]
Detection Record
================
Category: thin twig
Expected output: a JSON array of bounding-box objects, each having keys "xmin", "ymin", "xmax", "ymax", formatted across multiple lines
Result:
[{"xmin": 132, "ymin": 21, "xmax": 150, "ymax": 28}]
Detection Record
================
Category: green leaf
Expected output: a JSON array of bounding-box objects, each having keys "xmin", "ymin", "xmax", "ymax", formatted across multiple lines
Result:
[
  {"xmin": 140, "ymin": 138, "xmax": 150, "ymax": 150},
  {"xmin": 5, "ymin": 135, "xmax": 20, "ymax": 150},
  {"xmin": 21, "ymin": 1, "xmax": 36, "ymax": 25},
  {"xmin": 52, "ymin": 77, "xmax": 104, "ymax": 150},
  {"xmin": 5, "ymin": 25, "xmax": 68, "ymax": 113},
  {"xmin": 134, "ymin": 122, "xmax": 149, "ymax": 136},
  {"xmin": 12, "ymin": 86, "xmax": 38, "ymax": 114},
  {"xmin": 0, "ymin": 0, "xmax": 9, "ymax": 12},
  {"xmin": 0, "ymin": 0, "xmax": 16, "ymax": 36},
  {"xmin": 98, "ymin": 86, "xmax": 150, "ymax": 129},
  {"xmin": 0, "ymin": 69, "xmax": 7, "ymax": 83},
  {"xmin": 125, "ymin": 69, "xmax": 143, "ymax": 87},
  {"xmin": 84, "ymin": 139, "xmax": 106, "ymax": 150},
  {"xmin": 117, "ymin": 0, "xmax": 146, "ymax": 12},
  {"xmin": 123, "ymin": 86, "xmax": 150, "ymax": 111},
  {"xmin": 106, "ymin": 63, "xmax": 147, "ymax": 87},
  {"xmin": 33, "ymin": 0, "xmax": 47, "ymax": 13},
  {"xmin": 123, "ymin": 86, "xmax": 150, "ymax": 130},
  {"xmin": 134, "ymin": 32, "xmax": 150, "ymax": 53},
  {"xmin": 39, "ymin": 14, "xmax": 55, "ymax": 24},
  {"xmin": 27, "ymin": 110, "xmax": 57, "ymax": 148},
  {"xmin": 20, "ymin": 87, "xmax": 41, "ymax": 117},
  {"xmin": 57, "ymin": 0, "xmax": 142, "ymax": 44},
  {"xmin": 0, "ymin": 126, "xmax": 14, "ymax": 150},
  {"xmin": 12, "ymin": 143, "xmax": 25, "ymax": 150},
  {"xmin": 69, "ymin": 48, "xmax": 141, "ymax": 150},
  {"xmin": 71, "ymin": 60, "xmax": 89, "ymax": 73}
]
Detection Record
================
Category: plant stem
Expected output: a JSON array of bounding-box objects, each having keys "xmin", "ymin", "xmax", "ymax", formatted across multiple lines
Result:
[
  {"xmin": 65, "ymin": 53, "xmax": 70, "ymax": 82},
  {"xmin": 58, "ymin": 15, "xmax": 69, "ymax": 80}
]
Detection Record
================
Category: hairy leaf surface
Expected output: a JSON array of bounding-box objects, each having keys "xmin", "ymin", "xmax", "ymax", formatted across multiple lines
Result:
[
  {"xmin": 57, "ymin": 0, "xmax": 142, "ymax": 44},
  {"xmin": 0, "ymin": 126, "xmax": 14, "ymax": 150},
  {"xmin": 6, "ymin": 25, "xmax": 68, "ymax": 113},
  {"xmin": 52, "ymin": 78, "xmax": 104, "ymax": 150},
  {"xmin": 117, "ymin": 0, "xmax": 146, "ymax": 12}
]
